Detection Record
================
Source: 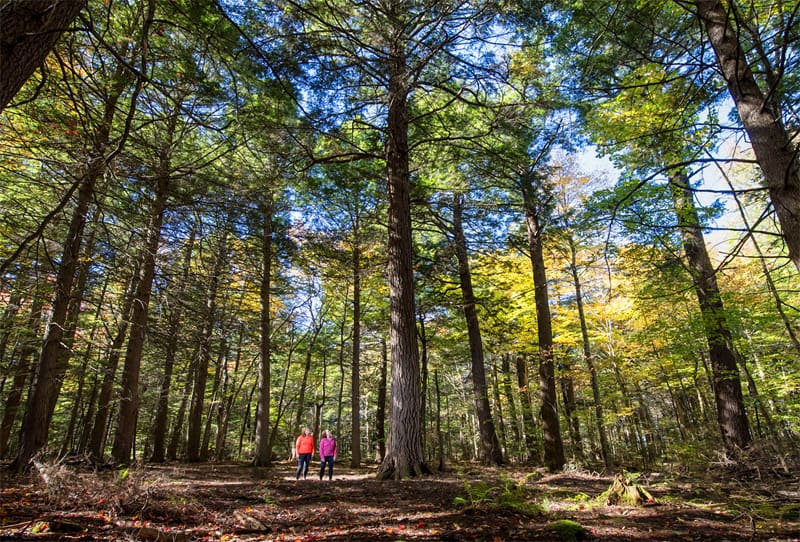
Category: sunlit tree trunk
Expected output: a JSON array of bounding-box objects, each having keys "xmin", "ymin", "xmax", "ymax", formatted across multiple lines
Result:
[
  {"xmin": 377, "ymin": 26, "xmax": 427, "ymax": 479},
  {"xmin": 694, "ymin": 0, "xmax": 800, "ymax": 270},
  {"xmin": 374, "ymin": 336, "xmax": 388, "ymax": 463},
  {"xmin": 668, "ymin": 169, "xmax": 751, "ymax": 451},
  {"xmin": 452, "ymin": 192, "xmax": 503, "ymax": 465}
]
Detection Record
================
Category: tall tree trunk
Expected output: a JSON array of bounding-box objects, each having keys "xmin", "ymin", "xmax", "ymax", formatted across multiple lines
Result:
[
  {"xmin": 568, "ymin": 238, "xmax": 611, "ymax": 467},
  {"xmin": 695, "ymin": 0, "xmax": 800, "ymax": 270},
  {"xmin": 452, "ymin": 192, "xmax": 503, "ymax": 465},
  {"xmin": 11, "ymin": 162, "xmax": 99, "ymax": 471},
  {"xmin": 187, "ymin": 228, "xmax": 228, "ymax": 462},
  {"xmin": 111, "ymin": 136, "xmax": 172, "ymax": 464},
  {"xmin": 150, "ymin": 220, "xmax": 197, "ymax": 462},
  {"xmin": 253, "ymin": 193, "xmax": 274, "ymax": 467},
  {"xmin": 668, "ymin": 169, "xmax": 751, "ymax": 451},
  {"xmin": 0, "ymin": 0, "xmax": 89, "ymax": 111},
  {"xmin": 167, "ymin": 359, "xmax": 195, "ymax": 460},
  {"xmin": 351, "ymin": 236, "xmax": 362, "ymax": 467},
  {"xmin": 521, "ymin": 174, "xmax": 565, "ymax": 472},
  {"xmin": 377, "ymin": 41, "xmax": 426, "ymax": 479},
  {"xmin": 0, "ymin": 294, "xmax": 44, "ymax": 458},
  {"xmin": 500, "ymin": 354, "xmax": 521, "ymax": 460},
  {"xmin": 417, "ymin": 307, "xmax": 429, "ymax": 458}
]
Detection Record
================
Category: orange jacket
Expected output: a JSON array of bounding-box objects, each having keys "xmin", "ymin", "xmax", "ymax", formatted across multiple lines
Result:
[{"xmin": 296, "ymin": 434, "xmax": 314, "ymax": 455}]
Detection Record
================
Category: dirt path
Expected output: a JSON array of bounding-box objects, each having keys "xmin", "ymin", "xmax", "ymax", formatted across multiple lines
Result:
[{"xmin": 1, "ymin": 462, "xmax": 798, "ymax": 540}]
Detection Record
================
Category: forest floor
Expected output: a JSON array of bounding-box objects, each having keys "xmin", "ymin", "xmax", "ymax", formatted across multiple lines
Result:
[{"xmin": 1, "ymin": 460, "xmax": 799, "ymax": 541}]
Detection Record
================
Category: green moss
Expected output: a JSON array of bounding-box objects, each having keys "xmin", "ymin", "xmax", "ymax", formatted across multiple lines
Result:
[{"xmin": 547, "ymin": 519, "xmax": 587, "ymax": 541}]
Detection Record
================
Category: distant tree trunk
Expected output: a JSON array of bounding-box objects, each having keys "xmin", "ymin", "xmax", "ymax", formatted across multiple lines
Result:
[
  {"xmin": 11, "ymin": 162, "xmax": 98, "ymax": 471},
  {"xmin": 491, "ymin": 360, "xmax": 507, "ymax": 455},
  {"xmin": 167, "ymin": 359, "xmax": 195, "ymax": 460},
  {"xmin": 201, "ymin": 345, "xmax": 225, "ymax": 461},
  {"xmin": 88, "ymin": 268, "xmax": 137, "ymax": 460},
  {"xmin": 668, "ymin": 169, "xmax": 751, "ymax": 451},
  {"xmin": 187, "ymin": 228, "xmax": 228, "ymax": 462},
  {"xmin": 435, "ymin": 369, "xmax": 445, "ymax": 471},
  {"xmin": 520, "ymin": 172, "xmax": 565, "ymax": 472},
  {"xmin": 452, "ymin": 192, "xmax": 503, "ymax": 466},
  {"xmin": 374, "ymin": 336, "xmax": 388, "ymax": 462},
  {"xmin": 150, "ymin": 221, "xmax": 197, "ymax": 462},
  {"xmin": 695, "ymin": 0, "xmax": 800, "ymax": 271},
  {"xmin": 377, "ymin": 38, "xmax": 427, "ymax": 480},
  {"xmin": 417, "ymin": 307, "xmax": 429, "ymax": 458},
  {"xmin": 253, "ymin": 193, "xmax": 274, "ymax": 467},
  {"xmin": 0, "ymin": 287, "xmax": 23, "ymax": 373},
  {"xmin": 568, "ymin": 238, "xmax": 611, "ymax": 467},
  {"xmin": 111, "ymin": 132, "xmax": 173, "ymax": 464},
  {"xmin": 559, "ymin": 366, "xmax": 583, "ymax": 463},
  {"xmin": 515, "ymin": 355, "xmax": 538, "ymax": 463},
  {"xmin": 0, "ymin": 294, "xmax": 44, "ymax": 459},
  {"xmin": 351, "ymin": 236, "xmax": 362, "ymax": 467},
  {"xmin": 0, "ymin": 0, "xmax": 88, "ymax": 111},
  {"xmin": 500, "ymin": 354, "xmax": 521, "ymax": 459}
]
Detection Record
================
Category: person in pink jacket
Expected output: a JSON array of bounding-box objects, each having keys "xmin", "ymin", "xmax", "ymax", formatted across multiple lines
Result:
[{"xmin": 318, "ymin": 430, "xmax": 337, "ymax": 480}]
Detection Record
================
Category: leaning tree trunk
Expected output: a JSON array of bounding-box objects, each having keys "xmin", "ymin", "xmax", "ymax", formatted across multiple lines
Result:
[
  {"xmin": 11, "ymin": 161, "xmax": 99, "ymax": 471},
  {"xmin": 377, "ymin": 45, "xmax": 427, "ymax": 480},
  {"xmin": 253, "ymin": 193, "xmax": 274, "ymax": 467},
  {"xmin": 695, "ymin": 0, "xmax": 800, "ymax": 270},
  {"xmin": 668, "ymin": 169, "xmax": 752, "ymax": 451},
  {"xmin": 0, "ymin": 0, "xmax": 89, "ymax": 111},
  {"xmin": 521, "ymin": 174, "xmax": 565, "ymax": 472},
  {"xmin": 452, "ymin": 192, "xmax": 503, "ymax": 465}
]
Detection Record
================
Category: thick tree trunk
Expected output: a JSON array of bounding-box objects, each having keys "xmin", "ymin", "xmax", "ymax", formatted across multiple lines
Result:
[
  {"xmin": 695, "ymin": 0, "xmax": 800, "ymax": 270},
  {"xmin": 253, "ymin": 194, "xmax": 274, "ymax": 467},
  {"xmin": 150, "ymin": 222, "xmax": 197, "ymax": 462},
  {"xmin": 452, "ymin": 193, "xmax": 503, "ymax": 465},
  {"xmin": 0, "ymin": 0, "xmax": 88, "ymax": 111},
  {"xmin": 521, "ymin": 175, "xmax": 565, "ymax": 472},
  {"xmin": 668, "ymin": 169, "xmax": 752, "ymax": 451},
  {"xmin": 377, "ymin": 47, "xmax": 427, "ymax": 480}
]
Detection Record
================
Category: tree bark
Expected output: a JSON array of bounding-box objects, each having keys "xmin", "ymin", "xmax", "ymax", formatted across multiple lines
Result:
[
  {"xmin": 452, "ymin": 192, "xmax": 503, "ymax": 465},
  {"xmin": 351, "ymin": 239, "xmax": 362, "ymax": 467},
  {"xmin": 253, "ymin": 193, "xmax": 274, "ymax": 467},
  {"xmin": 695, "ymin": 0, "xmax": 800, "ymax": 270},
  {"xmin": 377, "ymin": 41, "xmax": 427, "ymax": 479},
  {"xmin": 110, "ymin": 137, "xmax": 172, "ymax": 464},
  {"xmin": 668, "ymin": 169, "xmax": 751, "ymax": 451},
  {"xmin": 0, "ymin": 0, "xmax": 88, "ymax": 111},
  {"xmin": 374, "ymin": 336, "xmax": 387, "ymax": 462},
  {"xmin": 521, "ymin": 174, "xmax": 565, "ymax": 472}
]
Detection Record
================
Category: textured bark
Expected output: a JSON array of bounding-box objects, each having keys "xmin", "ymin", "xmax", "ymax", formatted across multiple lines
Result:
[
  {"xmin": 374, "ymin": 337, "xmax": 387, "ymax": 462},
  {"xmin": 695, "ymin": 0, "xmax": 800, "ymax": 270},
  {"xmin": 253, "ymin": 194, "xmax": 274, "ymax": 467},
  {"xmin": 452, "ymin": 193, "xmax": 503, "ymax": 465},
  {"xmin": 350, "ymin": 238, "xmax": 362, "ymax": 467},
  {"xmin": 521, "ymin": 175, "xmax": 565, "ymax": 472},
  {"xmin": 376, "ymin": 43, "xmax": 427, "ymax": 480},
  {"xmin": 668, "ymin": 169, "xmax": 751, "ymax": 450},
  {"xmin": 0, "ymin": 0, "xmax": 88, "ymax": 111}
]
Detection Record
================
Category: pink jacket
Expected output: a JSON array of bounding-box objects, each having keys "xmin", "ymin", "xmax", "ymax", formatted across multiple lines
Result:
[{"xmin": 319, "ymin": 437, "xmax": 337, "ymax": 458}]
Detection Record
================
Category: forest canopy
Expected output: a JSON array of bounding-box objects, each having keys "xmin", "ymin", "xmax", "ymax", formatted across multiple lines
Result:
[{"xmin": 0, "ymin": 0, "xmax": 798, "ymax": 477}]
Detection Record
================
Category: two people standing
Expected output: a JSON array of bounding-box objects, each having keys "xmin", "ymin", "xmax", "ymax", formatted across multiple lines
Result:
[{"xmin": 294, "ymin": 427, "xmax": 337, "ymax": 480}]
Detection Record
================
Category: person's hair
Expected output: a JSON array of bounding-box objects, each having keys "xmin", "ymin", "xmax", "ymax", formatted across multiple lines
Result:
[
  {"xmin": 324, "ymin": 430, "xmax": 333, "ymax": 438},
  {"xmin": 302, "ymin": 427, "xmax": 311, "ymax": 435}
]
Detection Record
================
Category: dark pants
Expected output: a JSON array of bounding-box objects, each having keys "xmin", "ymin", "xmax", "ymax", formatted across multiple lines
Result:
[
  {"xmin": 319, "ymin": 455, "xmax": 334, "ymax": 480},
  {"xmin": 296, "ymin": 453, "xmax": 312, "ymax": 479}
]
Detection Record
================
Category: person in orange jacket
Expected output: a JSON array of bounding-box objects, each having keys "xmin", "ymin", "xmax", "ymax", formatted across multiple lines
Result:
[{"xmin": 295, "ymin": 427, "xmax": 314, "ymax": 479}]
